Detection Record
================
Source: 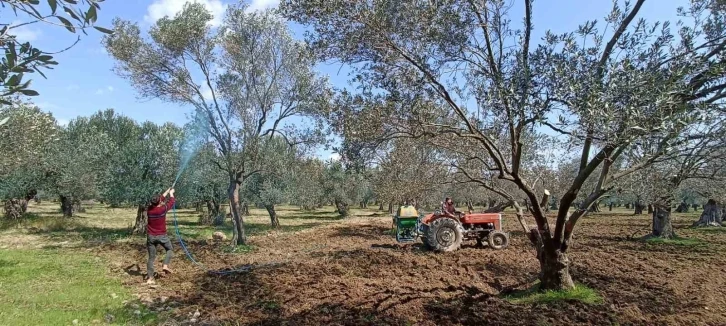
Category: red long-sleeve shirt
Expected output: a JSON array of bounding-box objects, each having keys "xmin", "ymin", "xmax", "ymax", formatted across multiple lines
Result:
[{"xmin": 147, "ymin": 196, "xmax": 175, "ymax": 236}]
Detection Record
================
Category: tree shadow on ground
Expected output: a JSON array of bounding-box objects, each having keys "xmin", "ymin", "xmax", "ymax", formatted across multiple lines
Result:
[
  {"xmin": 278, "ymin": 213, "xmax": 343, "ymax": 221},
  {"xmin": 330, "ymin": 224, "xmax": 390, "ymax": 240},
  {"xmin": 584, "ymin": 234, "xmax": 714, "ymax": 255},
  {"xmin": 27, "ymin": 224, "xmax": 135, "ymax": 244},
  {"xmin": 174, "ymin": 221, "xmax": 323, "ymax": 240},
  {"xmin": 573, "ymin": 265, "xmax": 702, "ymax": 321}
]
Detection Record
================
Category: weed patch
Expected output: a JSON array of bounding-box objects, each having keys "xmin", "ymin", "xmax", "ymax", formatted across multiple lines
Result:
[
  {"xmin": 644, "ymin": 236, "xmax": 704, "ymax": 246},
  {"xmin": 504, "ymin": 283, "xmax": 603, "ymax": 305}
]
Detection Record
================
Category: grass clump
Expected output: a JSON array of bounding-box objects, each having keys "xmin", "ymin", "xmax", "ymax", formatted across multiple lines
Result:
[
  {"xmin": 644, "ymin": 236, "xmax": 703, "ymax": 246},
  {"xmin": 0, "ymin": 249, "xmax": 158, "ymax": 325},
  {"xmin": 504, "ymin": 283, "xmax": 603, "ymax": 305},
  {"xmin": 223, "ymin": 244, "xmax": 255, "ymax": 253},
  {"xmin": 691, "ymin": 226, "xmax": 726, "ymax": 233}
]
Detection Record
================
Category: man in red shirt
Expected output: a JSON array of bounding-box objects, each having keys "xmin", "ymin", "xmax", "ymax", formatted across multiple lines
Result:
[
  {"xmin": 145, "ymin": 187, "xmax": 175, "ymax": 284},
  {"xmin": 441, "ymin": 197, "xmax": 460, "ymax": 218}
]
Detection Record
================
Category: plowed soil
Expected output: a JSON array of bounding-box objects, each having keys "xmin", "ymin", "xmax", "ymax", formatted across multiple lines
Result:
[{"xmin": 102, "ymin": 212, "xmax": 726, "ymax": 326}]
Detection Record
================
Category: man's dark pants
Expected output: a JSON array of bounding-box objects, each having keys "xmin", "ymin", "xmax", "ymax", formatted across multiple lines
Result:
[{"xmin": 147, "ymin": 234, "xmax": 173, "ymax": 277}]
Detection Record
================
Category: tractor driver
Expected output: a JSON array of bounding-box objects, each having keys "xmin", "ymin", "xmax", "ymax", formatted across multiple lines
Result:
[{"xmin": 441, "ymin": 197, "xmax": 460, "ymax": 218}]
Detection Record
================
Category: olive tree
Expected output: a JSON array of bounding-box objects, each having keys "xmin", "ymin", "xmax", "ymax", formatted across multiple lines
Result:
[
  {"xmin": 104, "ymin": 2, "xmax": 330, "ymax": 245},
  {"xmin": 281, "ymin": 0, "xmax": 726, "ymax": 290},
  {"xmin": 175, "ymin": 142, "xmax": 228, "ymax": 225},
  {"xmin": 288, "ymin": 158, "xmax": 327, "ymax": 210},
  {"xmin": 242, "ymin": 136, "xmax": 298, "ymax": 227},
  {"xmin": 372, "ymin": 138, "xmax": 449, "ymax": 212},
  {"xmin": 44, "ymin": 117, "xmax": 113, "ymax": 217},
  {"xmin": 0, "ymin": 0, "xmax": 112, "ymax": 103},
  {"xmin": 0, "ymin": 98, "xmax": 58, "ymax": 218}
]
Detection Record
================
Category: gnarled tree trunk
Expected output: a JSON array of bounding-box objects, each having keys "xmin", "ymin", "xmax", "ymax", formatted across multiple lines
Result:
[
  {"xmin": 675, "ymin": 202, "xmax": 689, "ymax": 213},
  {"xmin": 59, "ymin": 196, "xmax": 74, "ymax": 217},
  {"xmin": 3, "ymin": 199, "xmax": 25, "ymax": 220},
  {"xmin": 266, "ymin": 204, "xmax": 280, "ymax": 228},
  {"xmin": 241, "ymin": 201, "xmax": 250, "ymax": 216},
  {"xmin": 692, "ymin": 199, "xmax": 722, "ymax": 227},
  {"xmin": 652, "ymin": 203, "xmax": 675, "ymax": 238},
  {"xmin": 335, "ymin": 199, "xmax": 350, "ymax": 217},
  {"xmin": 529, "ymin": 229, "xmax": 575, "ymax": 291},
  {"xmin": 132, "ymin": 205, "xmax": 148, "ymax": 235},
  {"xmin": 228, "ymin": 177, "xmax": 246, "ymax": 245},
  {"xmin": 484, "ymin": 202, "xmax": 510, "ymax": 213}
]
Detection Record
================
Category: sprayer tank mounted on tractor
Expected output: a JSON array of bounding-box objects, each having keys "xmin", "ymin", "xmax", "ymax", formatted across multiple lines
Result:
[{"xmin": 393, "ymin": 205, "xmax": 509, "ymax": 252}]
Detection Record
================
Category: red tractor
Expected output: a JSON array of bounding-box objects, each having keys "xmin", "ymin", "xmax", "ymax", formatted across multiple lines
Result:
[{"xmin": 393, "ymin": 205, "xmax": 509, "ymax": 252}]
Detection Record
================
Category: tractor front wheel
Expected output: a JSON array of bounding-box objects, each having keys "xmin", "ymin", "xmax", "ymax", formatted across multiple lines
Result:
[
  {"xmin": 488, "ymin": 230, "xmax": 509, "ymax": 250},
  {"xmin": 425, "ymin": 217, "xmax": 464, "ymax": 252}
]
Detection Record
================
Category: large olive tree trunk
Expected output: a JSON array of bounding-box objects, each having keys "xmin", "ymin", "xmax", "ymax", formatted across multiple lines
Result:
[
  {"xmin": 652, "ymin": 203, "xmax": 675, "ymax": 238},
  {"xmin": 3, "ymin": 199, "xmax": 25, "ymax": 220},
  {"xmin": 200, "ymin": 199, "xmax": 221, "ymax": 225},
  {"xmin": 265, "ymin": 204, "xmax": 280, "ymax": 227},
  {"xmin": 522, "ymin": 194, "xmax": 576, "ymax": 291},
  {"xmin": 132, "ymin": 205, "xmax": 148, "ymax": 235},
  {"xmin": 335, "ymin": 199, "xmax": 350, "ymax": 217},
  {"xmin": 692, "ymin": 199, "xmax": 723, "ymax": 227},
  {"xmin": 59, "ymin": 196, "xmax": 74, "ymax": 217},
  {"xmin": 228, "ymin": 175, "xmax": 246, "ymax": 245}
]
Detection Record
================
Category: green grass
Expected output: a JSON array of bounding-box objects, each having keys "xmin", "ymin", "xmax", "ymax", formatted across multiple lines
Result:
[
  {"xmin": 504, "ymin": 283, "xmax": 603, "ymax": 305},
  {"xmin": 691, "ymin": 226, "xmax": 726, "ymax": 233},
  {"xmin": 0, "ymin": 249, "xmax": 157, "ymax": 325},
  {"xmin": 223, "ymin": 244, "xmax": 256, "ymax": 253},
  {"xmin": 644, "ymin": 236, "xmax": 704, "ymax": 246}
]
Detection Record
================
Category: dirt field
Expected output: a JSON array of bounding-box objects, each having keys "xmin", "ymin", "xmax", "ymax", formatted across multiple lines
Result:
[{"xmin": 82, "ymin": 208, "xmax": 726, "ymax": 326}]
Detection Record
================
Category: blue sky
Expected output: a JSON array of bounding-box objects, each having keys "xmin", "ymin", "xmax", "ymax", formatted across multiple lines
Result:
[{"xmin": 5, "ymin": 0, "xmax": 688, "ymax": 159}]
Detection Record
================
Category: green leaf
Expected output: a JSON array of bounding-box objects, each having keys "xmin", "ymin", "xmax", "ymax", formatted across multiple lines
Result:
[
  {"xmin": 64, "ymin": 7, "xmax": 80, "ymax": 21},
  {"xmin": 86, "ymin": 5, "xmax": 98, "ymax": 24},
  {"xmin": 19, "ymin": 89, "xmax": 40, "ymax": 96},
  {"xmin": 48, "ymin": 0, "xmax": 57, "ymax": 14},
  {"xmin": 93, "ymin": 26, "xmax": 114, "ymax": 34},
  {"xmin": 56, "ymin": 16, "xmax": 76, "ymax": 33},
  {"xmin": 7, "ymin": 74, "xmax": 21, "ymax": 87}
]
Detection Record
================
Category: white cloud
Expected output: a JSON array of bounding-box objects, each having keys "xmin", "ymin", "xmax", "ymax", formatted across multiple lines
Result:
[
  {"xmin": 145, "ymin": 0, "xmax": 227, "ymax": 27},
  {"xmin": 9, "ymin": 21, "xmax": 41, "ymax": 42},
  {"xmin": 95, "ymin": 86, "xmax": 114, "ymax": 95},
  {"xmin": 245, "ymin": 0, "xmax": 279, "ymax": 12},
  {"xmin": 56, "ymin": 118, "xmax": 69, "ymax": 127},
  {"xmin": 329, "ymin": 153, "xmax": 341, "ymax": 162}
]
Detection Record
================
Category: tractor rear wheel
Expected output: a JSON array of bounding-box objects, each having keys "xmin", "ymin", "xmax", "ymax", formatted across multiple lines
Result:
[
  {"xmin": 425, "ymin": 217, "xmax": 464, "ymax": 252},
  {"xmin": 420, "ymin": 224, "xmax": 432, "ymax": 249},
  {"xmin": 488, "ymin": 230, "xmax": 509, "ymax": 250}
]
